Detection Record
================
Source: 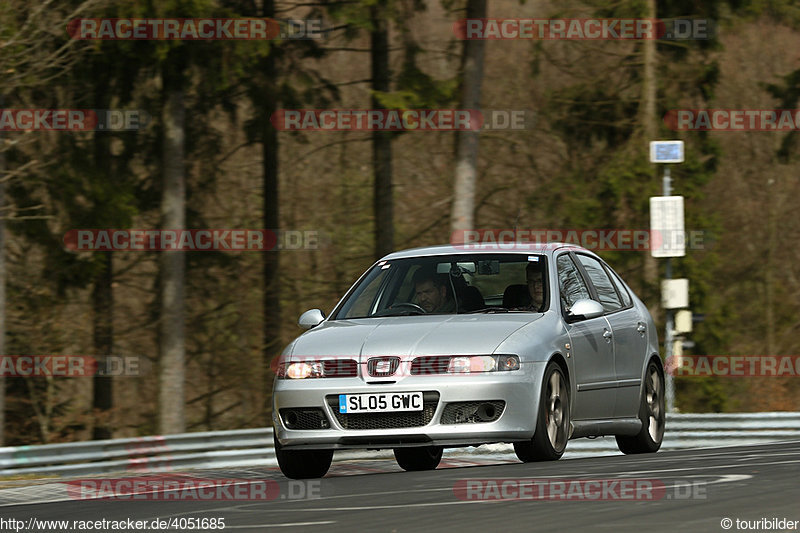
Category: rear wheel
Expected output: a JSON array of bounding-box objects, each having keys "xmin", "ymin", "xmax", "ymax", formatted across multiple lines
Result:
[
  {"xmin": 616, "ymin": 359, "xmax": 665, "ymax": 454},
  {"xmin": 274, "ymin": 432, "xmax": 333, "ymax": 479},
  {"xmin": 394, "ymin": 446, "xmax": 443, "ymax": 471},
  {"xmin": 514, "ymin": 361, "xmax": 570, "ymax": 462}
]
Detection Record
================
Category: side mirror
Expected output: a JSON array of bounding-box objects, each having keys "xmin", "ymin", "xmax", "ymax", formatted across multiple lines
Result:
[
  {"xmin": 298, "ymin": 309, "xmax": 325, "ymax": 329},
  {"xmin": 566, "ymin": 299, "xmax": 604, "ymax": 323}
]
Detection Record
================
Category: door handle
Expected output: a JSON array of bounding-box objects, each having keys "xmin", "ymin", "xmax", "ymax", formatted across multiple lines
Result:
[
  {"xmin": 602, "ymin": 329, "xmax": 612, "ymax": 339},
  {"xmin": 637, "ymin": 324, "xmax": 646, "ymax": 333}
]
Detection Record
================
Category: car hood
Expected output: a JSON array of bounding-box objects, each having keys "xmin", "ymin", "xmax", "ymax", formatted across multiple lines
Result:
[{"xmin": 287, "ymin": 314, "xmax": 543, "ymax": 358}]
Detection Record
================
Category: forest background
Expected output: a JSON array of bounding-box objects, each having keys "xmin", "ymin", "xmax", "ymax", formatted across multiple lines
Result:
[{"xmin": 1, "ymin": 0, "xmax": 799, "ymax": 445}]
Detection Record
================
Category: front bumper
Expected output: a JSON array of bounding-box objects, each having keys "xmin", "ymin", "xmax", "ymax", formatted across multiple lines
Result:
[{"xmin": 272, "ymin": 361, "xmax": 545, "ymax": 450}]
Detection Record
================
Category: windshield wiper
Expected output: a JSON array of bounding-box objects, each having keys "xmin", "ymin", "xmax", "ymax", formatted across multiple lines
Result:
[
  {"xmin": 372, "ymin": 308, "xmax": 425, "ymax": 317},
  {"xmin": 466, "ymin": 306, "xmax": 510, "ymax": 314}
]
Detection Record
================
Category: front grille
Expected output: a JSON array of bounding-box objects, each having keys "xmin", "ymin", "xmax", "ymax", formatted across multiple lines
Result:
[
  {"xmin": 326, "ymin": 392, "xmax": 439, "ymax": 430},
  {"xmin": 367, "ymin": 357, "xmax": 400, "ymax": 377},
  {"xmin": 411, "ymin": 356, "xmax": 451, "ymax": 375},
  {"xmin": 280, "ymin": 408, "xmax": 330, "ymax": 430},
  {"xmin": 322, "ymin": 359, "xmax": 358, "ymax": 377},
  {"xmin": 440, "ymin": 400, "xmax": 505, "ymax": 424}
]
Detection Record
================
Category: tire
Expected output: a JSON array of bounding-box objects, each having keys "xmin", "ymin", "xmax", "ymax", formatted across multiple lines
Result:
[
  {"xmin": 394, "ymin": 446, "xmax": 443, "ymax": 471},
  {"xmin": 514, "ymin": 361, "xmax": 570, "ymax": 462},
  {"xmin": 274, "ymin": 432, "xmax": 333, "ymax": 479},
  {"xmin": 616, "ymin": 359, "xmax": 665, "ymax": 454}
]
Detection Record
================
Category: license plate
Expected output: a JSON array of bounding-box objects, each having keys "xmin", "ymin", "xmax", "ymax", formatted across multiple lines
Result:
[{"xmin": 338, "ymin": 392, "xmax": 424, "ymax": 413}]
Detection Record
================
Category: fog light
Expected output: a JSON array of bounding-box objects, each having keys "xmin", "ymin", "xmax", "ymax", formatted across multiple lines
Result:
[{"xmin": 476, "ymin": 403, "xmax": 496, "ymax": 421}]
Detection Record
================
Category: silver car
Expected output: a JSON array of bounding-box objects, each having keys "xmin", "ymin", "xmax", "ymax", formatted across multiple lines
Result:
[{"xmin": 272, "ymin": 243, "xmax": 665, "ymax": 479}]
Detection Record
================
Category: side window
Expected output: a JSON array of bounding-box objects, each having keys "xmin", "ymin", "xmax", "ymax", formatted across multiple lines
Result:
[
  {"xmin": 576, "ymin": 254, "xmax": 623, "ymax": 312},
  {"xmin": 607, "ymin": 267, "xmax": 632, "ymax": 308},
  {"xmin": 556, "ymin": 254, "xmax": 591, "ymax": 310}
]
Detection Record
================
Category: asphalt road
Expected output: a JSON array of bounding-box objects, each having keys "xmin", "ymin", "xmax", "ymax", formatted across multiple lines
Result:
[{"xmin": 2, "ymin": 441, "xmax": 799, "ymax": 533}]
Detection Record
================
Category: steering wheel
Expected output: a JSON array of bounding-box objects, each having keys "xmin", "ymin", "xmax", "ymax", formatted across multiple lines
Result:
[{"xmin": 390, "ymin": 302, "xmax": 426, "ymax": 314}]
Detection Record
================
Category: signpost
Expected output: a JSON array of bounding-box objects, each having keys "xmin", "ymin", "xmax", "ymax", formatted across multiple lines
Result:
[
  {"xmin": 650, "ymin": 197, "xmax": 685, "ymax": 258},
  {"xmin": 649, "ymin": 140, "xmax": 686, "ymax": 413}
]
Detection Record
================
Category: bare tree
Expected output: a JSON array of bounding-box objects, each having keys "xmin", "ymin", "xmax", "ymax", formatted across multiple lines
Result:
[
  {"xmin": 0, "ymin": 0, "xmax": 100, "ymax": 445},
  {"xmin": 0, "ymin": 0, "xmax": 101, "ymax": 92}
]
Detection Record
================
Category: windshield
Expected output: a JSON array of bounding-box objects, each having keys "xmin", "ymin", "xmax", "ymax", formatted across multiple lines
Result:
[{"xmin": 332, "ymin": 254, "xmax": 549, "ymax": 319}]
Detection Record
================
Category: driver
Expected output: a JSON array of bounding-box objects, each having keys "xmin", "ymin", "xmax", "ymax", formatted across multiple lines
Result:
[
  {"xmin": 525, "ymin": 260, "xmax": 546, "ymax": 312},
  {"xmin": 412, "ymin": 267, "xmax": 456, "ymax": 314}
]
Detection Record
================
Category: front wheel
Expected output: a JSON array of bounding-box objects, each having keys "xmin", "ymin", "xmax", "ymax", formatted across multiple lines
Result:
[
  {"xmin": 274, "ymin": 432, "xmax": 333, "ymax": 479},
  {"xmin": 514, "ymin": 361, "xmax": 570, "ymax": 462},
  {"xmin": 394, "ymin": 446, "xmax": 443, "ymax": 471},
  {"xmin": 616, "ymin": 359, "xmax": 665, "ymax": 454}
]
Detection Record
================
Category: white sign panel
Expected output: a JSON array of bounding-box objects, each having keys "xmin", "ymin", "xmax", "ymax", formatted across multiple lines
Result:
[
  {"xmin": 675, "ymin": 310, "xmax": 693, "ymax": 334},
  {"xmin": 649, "ymin": 140, "xmax": 684, "ymax": 163},
  {"xmin": 662, "ymin": 278, "xmax": 689, "ymax": 309},
  {"xmin": 650, "ymin": 196, "xmax": 686, "ymax": 257}
]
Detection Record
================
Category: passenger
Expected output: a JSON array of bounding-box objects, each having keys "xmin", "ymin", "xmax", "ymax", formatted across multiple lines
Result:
[{"xmin": 525, "ymin": 261, "xmax": 546, "ymax": 312}]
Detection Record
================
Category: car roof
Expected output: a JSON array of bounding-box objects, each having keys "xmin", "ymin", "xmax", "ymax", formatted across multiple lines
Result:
[{"xmin": 381, "ymin": 242, "xmax": 590, "ymax": 261}]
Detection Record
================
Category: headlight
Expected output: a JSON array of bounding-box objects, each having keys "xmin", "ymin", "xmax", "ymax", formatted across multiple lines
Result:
[
  {"xmin": 446, "ymin": 354, "xmax": 519, "ymax": 373},
  {"xmin": 285, "ymin": 362, "xmax": 325, "ymax": 379},
  {"xmin": 276, "ymin": 358, "xmax": 358, "ymax": 379}
]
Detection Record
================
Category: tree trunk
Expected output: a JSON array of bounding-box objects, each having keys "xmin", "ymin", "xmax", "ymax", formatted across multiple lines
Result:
[
  {"xmin": 0, "ymin": 94, "xmax": 5, "ymax": 445},
  {"xmin": 642, "ymin": 0, "xmax": 659, "ymax": 320},
  {"xmin": 765, "ymin": 180, "xmax": 776, "ymax": 356},
  {"xmin": 261, "ymin": 0, "xmax": 282, "ymax": 425},
  {"xmin": 159, "ymin": 52, "xmax": 186, "ymax": 434},
  {"xmin": 91, "ymin": 253, "xmax": 113, "ymax": 439},
  {"xmin": 92, "ymin": 79, "xmax": 114, "ymax": 439},
  {"xmin": 371, "ymin": 2, "xmax": 393, "ymax": 259},
  {"xmin": 450, "ymin": 0, "xmax": 486, "ymax": 236}
]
